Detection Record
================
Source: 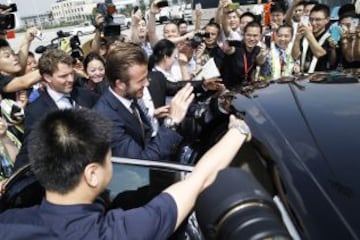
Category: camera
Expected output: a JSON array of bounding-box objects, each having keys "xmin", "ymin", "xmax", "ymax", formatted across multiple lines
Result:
[
  {"xmin": 190, "ymin": 32, "xmax": 210, "ymax": 49},
  {"xmin": 70, "ymin": 35, "xmax": 84, "ymax": 63},
  {"xmin": 94, "ymin": 0, "xmax": 121, "ymax": 37},
  {"xmin": 0, "ymin": 3, "xmax": 17, "ymax": 30}
]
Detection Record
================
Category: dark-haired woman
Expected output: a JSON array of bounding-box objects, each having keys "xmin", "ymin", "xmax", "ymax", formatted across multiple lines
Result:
[{"xmin": 76, "ymin": 52, "xmax": 108, "ymax": 95}]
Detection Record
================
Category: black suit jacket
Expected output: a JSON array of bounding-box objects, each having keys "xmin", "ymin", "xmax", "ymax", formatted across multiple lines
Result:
[
  {"xmin": 147, "ymin": 71, "xmax": 205, "ymax": 108},
  {"xmin": 93, "ymin": 88, "xmax": 183, "ymax": 160},
  {"xmin": 14, "ymin": 87, "xmax": 99, "ymax": 169}
]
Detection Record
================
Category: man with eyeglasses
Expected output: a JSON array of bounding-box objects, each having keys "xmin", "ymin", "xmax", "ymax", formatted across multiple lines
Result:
[{"xmin": 292, "ymin": 4, "xmax": 337, "ymax": 73}]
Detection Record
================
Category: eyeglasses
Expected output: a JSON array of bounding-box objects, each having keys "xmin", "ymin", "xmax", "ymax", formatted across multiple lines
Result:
[{"xmin": 309, "ymin": 18, "xmax": 326, "ymax": 22}]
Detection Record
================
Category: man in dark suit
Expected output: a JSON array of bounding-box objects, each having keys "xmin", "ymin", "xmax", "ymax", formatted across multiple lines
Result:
[
  {"xmin": 94, "ymin": 42, "xmax": 194, "ymax": 161},
  {"xmin": 15, "ymin": 49, "xmax": 99, "ymax": 169}
]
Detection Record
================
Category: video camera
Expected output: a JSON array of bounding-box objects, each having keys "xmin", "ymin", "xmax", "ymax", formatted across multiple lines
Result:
[
  {"xmin": 94, "ymin": 0, "xmax": 121, "ymax": 37},
  {"xmin": 190, "ymin": 32, "xmax": 210, "ymax": 49},
  {"xmin": 0, "ymin": 3, "xmax": 17, "ymax": 30},
  {"xmin": 35, "ymin": 31, "xmax": 84, "ymax": 63}
]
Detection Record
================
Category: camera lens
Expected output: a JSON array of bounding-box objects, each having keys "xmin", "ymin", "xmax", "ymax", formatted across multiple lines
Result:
[{"xmin": 195, "ymin": 168, "xmax": 290, "ymax": 240}]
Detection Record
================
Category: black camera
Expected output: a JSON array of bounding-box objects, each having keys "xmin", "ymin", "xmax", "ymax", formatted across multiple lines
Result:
[
  {"xmin": 190, "ymin": 32, "xmax": 210, "ymax": 49},
  {"xmin": 0, "ymin": 3, "xmax": 17, "ymax": 30},
  {"xmin": 70, "ymin": 35, "xmax": 84, "ymax": 63},
  {"xmin": 94, "ymin": 0, "xmax": 121, "ymax": 37},
  {"xmin": 35, "ymin": 31, "xmax": 71, "ymax": 54}
]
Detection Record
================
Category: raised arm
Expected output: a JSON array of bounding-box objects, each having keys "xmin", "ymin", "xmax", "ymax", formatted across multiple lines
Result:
[
  {"xmin": 164, "ymin": 115, "xmax": 250, "ymax": 229},
  {"xmin": 17, "ymin": 27, "xmax": 38, "ymax": 74},
  {"xmin": 2, "ymin": 70, "xmax": 42, "ymax": 93},
  {"xmin": 148, "ymin": 1, "xmax": 160, "ymax": 47}
]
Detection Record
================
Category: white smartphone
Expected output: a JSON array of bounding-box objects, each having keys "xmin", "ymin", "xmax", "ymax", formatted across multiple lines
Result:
[
  {"xmin": 36, "ymin": 30, "xmax": 43, "ymax": 41},
  {"xmin": 350, "ymin": 18, "xmax": 359, "ymax": 32},
  {"xmin": 301, "ymin": 16, "xmax": 309, "ymax": 25},
  {"xmin": 195, "ymin": 3, "xmax": 202, "ymax": 10}
]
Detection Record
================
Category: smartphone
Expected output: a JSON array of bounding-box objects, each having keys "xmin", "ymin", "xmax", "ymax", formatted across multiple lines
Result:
[
  {"xmin": 36, "ymin": 30, "xmax": 43, "ymax": 41},
  {"xmin": 156, "ymin": 0, "xmax": 169, "ymax": 8},
  {"xmin": 227, "ymin": 3, "xmax": 240, "ymax": 11},
  {"xmin": 265, "ymin": 35, "xmax": 271, "ymax": 49},
  {"xmin": 301, "ymin": 16, "xmax": 309, "ymax": 25},
  {"xmin": 329, "ymin": 25, "xmax": 341, "ymax": 42},
  {"xmin": 350, "ymin": 18, "xmax": 359, "ymax": 32},
  {"xmin": 195, "ymin": 3, "xmax": 202, "ymax": 10}
]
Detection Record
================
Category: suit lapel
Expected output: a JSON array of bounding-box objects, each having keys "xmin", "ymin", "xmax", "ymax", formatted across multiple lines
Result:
[{"xmin": 103, "ymin": 89, "xmax": 151, "ymax": 144}]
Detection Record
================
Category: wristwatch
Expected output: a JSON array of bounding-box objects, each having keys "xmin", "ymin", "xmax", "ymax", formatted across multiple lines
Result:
[
  {"xmin": 163, "ymin": 117, "xmax": 178, "ymax": 131},
  {"xmin": 230, "ymin": 121, "xmax": 251, "ymax": 142}
]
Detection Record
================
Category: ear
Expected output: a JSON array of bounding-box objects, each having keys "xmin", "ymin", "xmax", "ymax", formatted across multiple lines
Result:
[
  {"xmin": 42, "ymin": 73, "xmax": 52, "ymax": 84},
  {"xmin": 114, "ymin": 79, "xmax": 126, "ymax": 91},
  {"xmin": 83, "ymin": 163, "xmax": 100, "ymax": 188}
]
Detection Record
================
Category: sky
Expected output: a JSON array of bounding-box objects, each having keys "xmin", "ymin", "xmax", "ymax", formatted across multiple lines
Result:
[{"xmin": 0, "ymin": 0, "xmax": 56, "ymax": 17}]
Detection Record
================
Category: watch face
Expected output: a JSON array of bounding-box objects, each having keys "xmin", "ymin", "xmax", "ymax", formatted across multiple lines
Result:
[{"xmin": 164, "ymin": 117, "xmax": 173, "ymax": 128}]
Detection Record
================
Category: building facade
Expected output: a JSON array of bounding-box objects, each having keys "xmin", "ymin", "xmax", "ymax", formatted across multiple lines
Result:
[{"xmin": 51, "ymin": 0, "xmax": 100, "ymax": 23}]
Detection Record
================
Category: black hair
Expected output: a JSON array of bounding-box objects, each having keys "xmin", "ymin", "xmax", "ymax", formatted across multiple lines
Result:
[
  {"xmin": 29, "ymin": 109, "xmax": 112, "ymax": 194},
  {"xmin": 338, "ymin": 3, "xmax": 355, "ymax": 20},
  {"xmin": 205, "ymin": 22, "xmax": 221, "ymax": 31},
  {"xmin": 28, "ymin": 51, "xmax": 35, "ymax": 58},
  {"xmin": 244, "ymin": 21, "xmax": 263, "ymax": 34},
  {"xmin": 83, "ymin": 51, "xmax": 105, "ymax": 71},
  {"xmin": 0, "ymin": 39, "xmax": 10, "ymax": 49},
  {"xmin": 177, "ymin": 19, "xmax": 187, "ymax": 27},
  {"xmin": 304, "ymin": 1, "xmax": 318, "ymax": 7},
  {"xmin": 295, "ymin": 1, "xmax": 307, "ymax": 7},
  {"xmin": 271, "ymin": 2, "xmax": 286, "ymax": 14},
  {"xmin": 277, "ymin": 23, "xmax": 294, "ymax": 36},
  {"xmin": 240, "ymin": 12, "xmax": 256, "ymax": 21},
  {"xmin": 310, "ymin": 3, "xmax": 330, "ymax": 18},
  {"xmin": 148, "ymin": 39, "xmax": 176, "ymax": 70}
]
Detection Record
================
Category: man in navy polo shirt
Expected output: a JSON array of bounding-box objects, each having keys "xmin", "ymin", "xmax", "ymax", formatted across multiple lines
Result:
[{"xmin": 0, "ymin": 108, "xmax": 250, "ymax": 239}]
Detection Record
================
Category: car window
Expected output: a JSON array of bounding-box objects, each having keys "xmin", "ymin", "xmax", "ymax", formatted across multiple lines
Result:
[{"xmin": 106, "ymin": 157, "xmax": 193, "ymax": 210}]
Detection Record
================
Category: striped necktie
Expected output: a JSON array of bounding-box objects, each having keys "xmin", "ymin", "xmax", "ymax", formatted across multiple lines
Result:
[{"xmin": 130, "ymin": 102, "xmax": 145, "ymax": 141}]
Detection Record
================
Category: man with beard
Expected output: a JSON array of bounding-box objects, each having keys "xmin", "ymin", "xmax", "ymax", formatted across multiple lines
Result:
[
  {"xmin": 94, "ymin": 42, "xmax": 194, "ymax": 161},
  {"xmin": 292, "ymin": 4, "xmax": 337, "ymax": 73}
]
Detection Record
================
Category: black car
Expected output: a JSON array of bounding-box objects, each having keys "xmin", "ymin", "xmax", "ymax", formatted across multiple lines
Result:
[{"xmin": 1, "ymin": 72, "xmax": 359, "ymax": 239}]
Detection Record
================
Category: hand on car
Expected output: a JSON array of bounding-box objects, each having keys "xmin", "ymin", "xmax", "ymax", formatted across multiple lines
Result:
[
  {"xmin": 228, "ymin": 115, "xmax": 252, "ymax": 142},
  {"xmin": 169, "ymin": 83, "xmax": 194, "ymax": 124},
  {"xmin": 202, "ymin": 78, "xmax": 225, "ymax": 92}
]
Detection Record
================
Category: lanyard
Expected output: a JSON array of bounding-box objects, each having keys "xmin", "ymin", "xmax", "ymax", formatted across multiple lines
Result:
[{"xmin": 243, "ymin": 53, "xmax": 253, "ymax": 81}]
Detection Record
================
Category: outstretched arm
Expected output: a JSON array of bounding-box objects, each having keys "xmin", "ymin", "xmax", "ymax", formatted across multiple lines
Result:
[{"xmin": 164, "ymin": 115, "xmax": 250, "ymax": 229}]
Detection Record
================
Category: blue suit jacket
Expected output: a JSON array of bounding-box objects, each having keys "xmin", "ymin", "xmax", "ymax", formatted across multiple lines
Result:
[{"xmin": 94, "ymin": 88, "xmax": 183, "ymax": 160}]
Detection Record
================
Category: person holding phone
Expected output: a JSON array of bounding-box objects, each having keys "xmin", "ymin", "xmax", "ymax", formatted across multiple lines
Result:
[
  {"xmin": 222, "ymin": 21, "xmax": 268, "ymax": 87},
  {"xmin": 260, "ymin": 24, "xmax": 299, "ymax": 80},
  {"xmin": 291, "ymin": 4, "xmax": 337, "ymax": 73}
]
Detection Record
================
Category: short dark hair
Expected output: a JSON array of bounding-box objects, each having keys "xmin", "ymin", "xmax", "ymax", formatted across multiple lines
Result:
[
  {"xmin": 244, "ymin": 21, "xmax": 263, "ymax": 34},
  {"xmin": 38, "ymin": 49, "xmax": 73, "ymax": 76},
  {"xmin": 106, "ymin": 42, "xmax": 147, "ymax": 86},
  {"xmin": 177, "ymin": 19, "xmax": 187, "ymax": 27},
  {"xmin": 0, "ymin": 39, "xmax": 10, "ymax": 49},
  {"xmin": 29, "ymin": 109, "xmax": 112, "ymax": 194},
  {"xmin": 310, "ymin": 3, "xmax": 330, "ymax": 18},
  {"xmin": 277, "ymin": 23, "xmax": 294, "ymax": 36},
  {"xmin": 271, "ymin": 3, "xmax": 286, "ymax": 14},
  {"xmin": 240, "ymin": 12, "xmax": 256, "ymax": 22}
]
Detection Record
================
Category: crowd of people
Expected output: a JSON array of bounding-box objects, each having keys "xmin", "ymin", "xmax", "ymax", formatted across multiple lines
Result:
[{"xmin": 0, "ymin": 0, "xmax": 359, "ymax": 238}]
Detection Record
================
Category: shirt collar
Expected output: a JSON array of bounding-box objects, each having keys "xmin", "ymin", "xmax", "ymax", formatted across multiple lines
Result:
[
  {"xmin": 108, "ymin": 86, "xmax": 133, "ymax": 113},
  {"xmin": 46, "ymin": 85, "xmax": 69, "ymax": 103}
]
